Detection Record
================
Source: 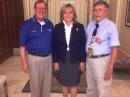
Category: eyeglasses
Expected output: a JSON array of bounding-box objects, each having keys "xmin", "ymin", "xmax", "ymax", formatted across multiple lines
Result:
[
  {"xmin": 93, "ymin": 8, "xmax": 106, "ymax": 13},
  {"xmin": 35, "ymin": 7, "xmax": 46, "ymax": 11}
]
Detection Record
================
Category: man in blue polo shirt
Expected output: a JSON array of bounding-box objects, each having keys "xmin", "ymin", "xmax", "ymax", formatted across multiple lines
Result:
[
  {"xmin": 19, "ymin": 1, "xmax": 53, "ymax": 97},
  {"xmin": 86, "ymin": 1, "xmax": 120, "ymax": 97}
]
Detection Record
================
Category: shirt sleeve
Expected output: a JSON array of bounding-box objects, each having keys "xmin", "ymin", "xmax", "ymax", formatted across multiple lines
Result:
[
  {"xmin": 109, "ymin": 24, "xmax": 120, "ymax": 47},
  {"xmin": 19, "ymin": 22, "xmax": 28, "ymax": 47},
  {"xmin": 80, "ymin": 24, "xmax": 86, "ymax": 62}
]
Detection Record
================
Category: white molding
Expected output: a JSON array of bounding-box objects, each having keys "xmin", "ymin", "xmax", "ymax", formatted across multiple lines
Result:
[{"xmin": 116, "ymin": 0, "xmax": 123, "ymax": 31}]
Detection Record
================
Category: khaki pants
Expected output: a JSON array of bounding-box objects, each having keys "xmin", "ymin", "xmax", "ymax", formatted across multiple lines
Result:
[
  {"xmin": 86, "ymin": 55, "xmax": 112, "ymax": 97},
  {"xmin": 28, "ymin": 54, "xmax": 52, "ymax": 97}
]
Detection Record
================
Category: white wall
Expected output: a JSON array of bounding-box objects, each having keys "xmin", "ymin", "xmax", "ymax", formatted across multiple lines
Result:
[
  {"xmin": 109, "ymin": 0, "xmax": 130, "ymax": 56},
  {"xmin": 119, "ymin": 0, "xmax": 130, "ymax": 56}
]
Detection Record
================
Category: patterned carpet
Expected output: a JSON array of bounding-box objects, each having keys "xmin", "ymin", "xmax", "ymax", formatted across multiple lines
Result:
[
  {"xmin": 22, "ymin": 72, "xmax": 87, "ymax": 93},
  {"xmin": 22, "ymin": 68, "xmax": 129, "ymax": 93}
]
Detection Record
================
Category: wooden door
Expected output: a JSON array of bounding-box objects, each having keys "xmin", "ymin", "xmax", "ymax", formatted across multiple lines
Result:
[
  {"xmin": 7, "ymin": 0, "xmax": 24, "ymax": 48},
  {"xmin": 0, "ymin": 0, "xmax": 11, "ymax": 62},
  {"xmin": 0, "ymin": 0, "xmax": 24, "ymax": 63}
]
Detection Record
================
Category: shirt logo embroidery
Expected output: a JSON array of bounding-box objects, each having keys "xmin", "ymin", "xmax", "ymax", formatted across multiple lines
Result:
[
  {"xmin": 32, "ymin": 30, "xmax": 36, "ymax": 33},
  {"xmin": 76, "ymin": 28, "xmax": 79, "ymax": 31},
  {"xmin": 48, "ymin": 29, "xmax": 52, "ymax": 32}
]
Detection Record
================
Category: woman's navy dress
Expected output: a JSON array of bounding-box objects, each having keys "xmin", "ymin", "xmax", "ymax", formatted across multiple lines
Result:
[
  {"xmin": 57, "ymin": 51, "xmax": 81, "ymax": 86},
  {"xmin": 52, "ymin": 22, "xmax": 86, "ymax": 86}
]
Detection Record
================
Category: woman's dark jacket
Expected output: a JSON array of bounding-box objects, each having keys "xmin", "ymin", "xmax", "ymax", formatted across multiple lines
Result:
[{"xmin": 52, "ymin": 22, "xmax": 86, "ymax": 63}]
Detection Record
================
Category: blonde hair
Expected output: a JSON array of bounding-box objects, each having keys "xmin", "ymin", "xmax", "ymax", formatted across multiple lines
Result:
[{"xmin": 60, "ymin": 3, "xmax": 77, "ymax": 23}]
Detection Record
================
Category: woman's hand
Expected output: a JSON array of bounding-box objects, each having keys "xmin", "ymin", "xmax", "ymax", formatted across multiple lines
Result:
[
  {"xmin": 79, "ymin": 62, "xmax": 86, "ymax": 72},
  {"xmin": 53, "ymin": 62, "xmax": 60, "ymax": 71}
]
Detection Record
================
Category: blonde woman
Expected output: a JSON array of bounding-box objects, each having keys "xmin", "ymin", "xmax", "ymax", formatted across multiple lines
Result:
[{"xmin": 52, "ymin": 3, "xmax": 86, "ymax": 97}]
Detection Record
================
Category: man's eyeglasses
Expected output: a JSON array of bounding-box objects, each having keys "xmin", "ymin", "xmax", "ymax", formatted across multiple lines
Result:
[
  {"xmin": 35, "ymin": 8, "xmax": 46, "ymax": 11},
  {"xmin": 94, "ymin": 8, "xmax": 106, "ymax": 13}
]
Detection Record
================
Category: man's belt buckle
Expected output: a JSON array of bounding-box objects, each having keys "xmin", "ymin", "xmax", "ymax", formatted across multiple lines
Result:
[{"xmin": 98, "ymin": 55, "xmax": 101, "ymax": 58}]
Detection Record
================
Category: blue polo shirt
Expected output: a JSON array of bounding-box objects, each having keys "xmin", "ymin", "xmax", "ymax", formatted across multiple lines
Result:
[{"xmin": 20, "ymin": 16, "xmax": 54, "ymax": 56}]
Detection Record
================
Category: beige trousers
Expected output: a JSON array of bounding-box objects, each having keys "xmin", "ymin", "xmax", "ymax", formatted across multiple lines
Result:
[
  {"xmin": 28, "ymin": 54, "xmax": 52, "ymax": 97},
  {"xmin": 86, "ymin": 55, "xmax": 112, "ymax": 97}
]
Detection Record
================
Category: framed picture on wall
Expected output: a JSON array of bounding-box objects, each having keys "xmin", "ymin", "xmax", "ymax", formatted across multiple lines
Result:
[{"xmin": 125, "ymin": 0, "xmax": 130, "ymax": 26}]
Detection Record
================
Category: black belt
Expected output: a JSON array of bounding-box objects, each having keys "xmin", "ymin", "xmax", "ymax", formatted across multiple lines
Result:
[
  {"xmin": 28, "ymin": 52, "xmax": 50, "ymax": 57},
  {"xmin": 88, "ymin": 53, "xmax": 110, "ymax": 58}
]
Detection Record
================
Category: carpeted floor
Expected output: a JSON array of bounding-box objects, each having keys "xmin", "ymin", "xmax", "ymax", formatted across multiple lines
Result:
[
  {"xmin": 22, "ymin": 68, "xmax": 129, "ymax": 93},
  {"xmin": 22, "ymin": 72, "xmax": 87, "ymax": 93}
]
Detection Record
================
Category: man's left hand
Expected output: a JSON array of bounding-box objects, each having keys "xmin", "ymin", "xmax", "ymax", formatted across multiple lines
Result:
[{"xmin": 104, "ymin": 66, "xmax": 113, "ymax": 81}]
